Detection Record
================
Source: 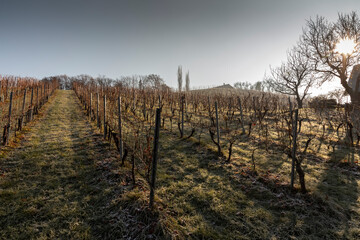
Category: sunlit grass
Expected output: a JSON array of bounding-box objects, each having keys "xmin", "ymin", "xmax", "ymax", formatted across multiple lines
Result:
[{"xmin": 0, "ymin": 91, "xmax": 130, "ymax": 239}]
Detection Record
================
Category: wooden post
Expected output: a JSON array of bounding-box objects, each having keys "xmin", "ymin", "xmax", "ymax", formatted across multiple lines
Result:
[
  {"xmin": 238, "ymin": 97, "xmax": 245, "ymax": 134},
  {"xmin": 36, "ymin": 87, "xmax": 39, "ymax": 107},
  {"xmin": 290, "ymin": 109, "xmax": 298, "ymax": 189},
  {"xmin": 30, "ymin": 88, "xmax": 34, "ymax": 121},
  {"xmin": 215, "ymin": 101, "xmax": 221, "ymax": 155},
  {"xmin": 5, "ymin": 92, "xmax": 13, "ymax": 145},
  {"xmin": 181, "ymin": 95, "xmax": 184, "ymax": 138},
  {"xmin": 89, "ymin": 93, "xmax": 92, "ymax": 118},
  {"xmin": 21, "ymin": 88, "xmax": 27, "ymax": 129},
  {"xmin": 118, "ymin": 96, "xmax": 123, "ymax": 159},
  {"xmin": 288, "ymin": 96, "xmax": 293, "ymax": 150},
  {"xmin": 149, "ymin": 108, "xmax": 161, "ymax": 209},
  {"xmin": 103, "ymin": 95, "xmax": 106, "ymax": 139},
  {"xmin": 96, "ymin": 93, "xmax": 100, "ymax": 128}
]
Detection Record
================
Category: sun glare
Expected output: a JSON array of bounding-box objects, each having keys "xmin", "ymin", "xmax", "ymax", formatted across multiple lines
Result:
[{"xmin": 334, "ymin": 37, "xmax": 357, "ymax": 55}]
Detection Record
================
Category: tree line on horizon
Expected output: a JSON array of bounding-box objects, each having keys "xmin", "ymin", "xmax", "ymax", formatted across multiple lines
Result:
[{"xmin": 45, "ymin": 74, "xmax": 170, "ymax": 92}]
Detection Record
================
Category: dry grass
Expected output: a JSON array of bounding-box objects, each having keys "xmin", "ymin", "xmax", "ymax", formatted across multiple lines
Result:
[
  {"xmin": 0, "ymin": 90, "xmax": 133, "ymax": 239},
  {"xmin": 1, "ymin": 90, "xmax": 359, "ymax": 239}
]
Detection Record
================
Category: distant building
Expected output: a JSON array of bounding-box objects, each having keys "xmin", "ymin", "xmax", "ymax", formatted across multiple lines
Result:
[{"xmin": 212, "ymin": 83, "xmax": 234, "ymax": 89}]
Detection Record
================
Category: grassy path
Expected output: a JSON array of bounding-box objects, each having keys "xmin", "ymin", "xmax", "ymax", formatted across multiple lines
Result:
[{"xmin": 0, "ymin": 90, "xmax": 125, "ymax": 239}]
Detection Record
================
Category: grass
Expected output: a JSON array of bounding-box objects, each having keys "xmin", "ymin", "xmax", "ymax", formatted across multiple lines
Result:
[
  {"xmin": 136, "ymin": 104, "xmax": 360, "ymax": 239},
  {"xmin": 1, "ymin": 90, "xmax": 360, "ymax": 239},
  {"xmin": 0, "ymin": 90, "xmax": 134, "ymax": 239},
  {"xmin": 150, "ymin": 129, "xmax": 360, "ymax": 239}
]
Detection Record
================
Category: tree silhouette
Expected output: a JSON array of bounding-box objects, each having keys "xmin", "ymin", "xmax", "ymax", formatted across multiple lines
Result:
[
  {"xmin": 269, "ymin": 46, "xmax": 314, "ymax": 108},
  {"xmin": 185, "ymin": 71, "xmax": 190, "ymax": 92},
  {"xmin": 301, "ymin": 12, "xmax": 360, "ymax": 103},
  {"xmin": 178, "ymin": 66, "xmax": 182, "ymax": 92}
]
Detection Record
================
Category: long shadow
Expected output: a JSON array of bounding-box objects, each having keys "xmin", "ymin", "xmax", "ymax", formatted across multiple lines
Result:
[
  {"xmin": 65, "ymin": 91, "xmax": 129, "ymax": 238},
  {"xmin": 70, "ymin": 94, "xmax": 167, "ymax": 239},
  {"xmin": 313, "ymin": 146, "xmax": 359, "ymax": 239},
  {"xmin": 158, "ymin": 134, "xmax": 278, "ymax": 238},
  {"xmin": 156, "ymin": 129, "xmax": 360, "ymax": 239}
]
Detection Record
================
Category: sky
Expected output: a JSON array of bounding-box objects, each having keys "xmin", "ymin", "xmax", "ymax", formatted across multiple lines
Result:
[{"xmin": 0, "ymin": 0, "xmax": 359, "ymax": 94}]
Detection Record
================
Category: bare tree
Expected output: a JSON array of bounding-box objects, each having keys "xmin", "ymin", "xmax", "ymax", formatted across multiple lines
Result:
[
  {"xmin": 185, "ymin": 71, "xmax": 190, "ymax": 92},
  {"xmin": 269, "ymin": 46, "xmax": 314, "ymax": 108},
  {"xmin": 144, "ymin": 74, "xmax": 164, "ymax": 90},
  {"xmin": 328, "ymin": 88, "xmax": 348, "ymax": 104},
  {"xmin": 234, "ymin": 81, "xmax": 252, "ymax": 90},
  {"xmin": 178, "ymin": 65, "xmax": 183, "ymax": 92},
  {"xmin": 262, "ymin": 78, "xmax": 274, "ymax": 92},
  {"xmin": 252, "ymin": 81, "xmax": 264, "ymax": 91},
  {"xmin": 301, "ymin": 12, "xmax": 360, "ymax": 103}
]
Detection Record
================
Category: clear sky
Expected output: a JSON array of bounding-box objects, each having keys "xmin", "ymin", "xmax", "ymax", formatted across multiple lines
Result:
[{"xmin": 0, "ymin": 0, "xmax": 359, "ymax": 93}]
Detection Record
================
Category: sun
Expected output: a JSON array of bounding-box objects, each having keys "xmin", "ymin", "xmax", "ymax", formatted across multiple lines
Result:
[{"xmin": 334, "ymin": 37, "xmax": 357, "ymax": 55}]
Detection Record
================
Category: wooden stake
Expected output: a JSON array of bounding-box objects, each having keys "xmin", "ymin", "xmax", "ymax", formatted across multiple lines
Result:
[
  {"xmin": 36, "ymin": 87, "xmax": 39, "ymax": 107},
  {"xmin": 181, "ymin": 96, "xmax": 184, "ymax": 138},
  {"xmin": 149, "ymin": 108, "xmax": 161, "ymax": 209},
  {"xmin": 21, "ymin": 88, "xmax": 27, "ymax": 129},
  {"xmin": 90, "ymin": 93, "xmax": 92, "ymax": 118},
  {"xmin": 103, "ymin": 95, "xmax": 106, "ymax": 139},
  {"xmin": 5, "ymin": 92, "xmax": 13, "ymax": 145},
  {"xmin": 96, "ymin": 93, "xmax": 100, "ymax": 128},
  {"xmin": 291, "ymin": 109, "xmax": 298, "ymax": 189},
  {"xmin": 30, "ymin": 88, "xmax": 34, "ymax": 121},
  {"xmin": 215, "ymin": 101, "xmax": 221, "ymax": 155},
  {"xmin": 118, "ymin": 96, "xmax": 123, "ymax": 159}
]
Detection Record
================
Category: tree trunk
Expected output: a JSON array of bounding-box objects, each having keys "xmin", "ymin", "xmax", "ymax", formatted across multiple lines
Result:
[
  {"xmin": 347, "ymin": 70, "xmax": 360, "ymax": 135},
  {"xmin": 296, "ymin": 97, "xmax": 302, "ymax": 109},
  {"xmin": 348, "ymin": 97, "xmax": 360, "ymax": 136},
  {"xmin": 295, "ymin": 160, "xmax": 307, "ymax": 193}
]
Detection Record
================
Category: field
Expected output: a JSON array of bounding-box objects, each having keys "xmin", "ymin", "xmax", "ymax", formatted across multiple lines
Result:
[{"xmin": 1, "ymin": 80, "xmax": 360, "ymax": 239}]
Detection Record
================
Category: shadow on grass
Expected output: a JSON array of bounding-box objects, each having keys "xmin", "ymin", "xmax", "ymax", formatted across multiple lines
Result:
[
  {"xmin": 155, "ymin": 129, "xmax": 360, "ymax": 239},
  {"xmin": 312, "ymin": 146, "xmax": 360, "ymax": 239}
]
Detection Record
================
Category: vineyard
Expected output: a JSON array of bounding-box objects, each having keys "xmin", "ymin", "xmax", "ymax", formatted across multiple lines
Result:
[
  {"xmin": 3, "ymin": 0, "xmax": 360, "ymax": 238},
  {"xmin": 0, "ymin": 75, "xmax": 359, "ymax": 239},
  {"xmin": 69, "ymin": 77, "xmax": 359, "ymax": 239},
  {"xmin": 0, "ymin": 76, "xmax": 58, "ymax": 147}
]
